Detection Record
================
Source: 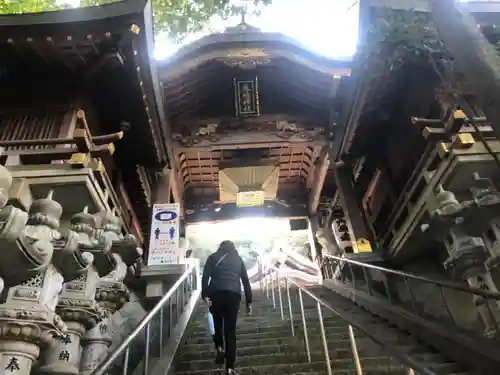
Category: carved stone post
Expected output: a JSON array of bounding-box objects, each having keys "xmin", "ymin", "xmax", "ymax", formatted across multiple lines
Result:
[
  {"xmin": 0, "ymin": 190, "xmax": 73, "ymax": 375},
  {"xmin": 38, "ymin": 207, "xmax": 116, "ymax": 375},
  {"xmin": 80, "ymin": 211, "xmax": 142, "ymax": 374},
  {"xmin": 79, "ymin": 279, "xmax": 129, "ymax": 375}
]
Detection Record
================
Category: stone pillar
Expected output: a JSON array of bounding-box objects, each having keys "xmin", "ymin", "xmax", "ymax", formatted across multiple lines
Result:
[
  {"xmin": 38, "ymin": 321, "xmax": 87, "ymax": 375},
  {"xmin": 80, "ymin": 211, "xmax": 141, "ymax": 374},
  {"xmin": 79, "ymin": 274, "xmax": 129, "ymax": 375},
  {"xmin": 82, "ymin": 274, "xmax": 129, "ymax": 374},
  {"xmin": 80, "ymin": 318, "xmax": 113, "ymax": 375},
  {"xmin": 0, "ymin": 338, "xmax": 40, "ymax": 375}
]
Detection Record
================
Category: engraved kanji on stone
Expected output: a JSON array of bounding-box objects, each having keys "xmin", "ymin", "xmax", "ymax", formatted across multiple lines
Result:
[
  {"xmin": 59, "ymin": 350, "xmax": 70, "ymax": 362},
  {"xmin": 5, "ymin": 357, "xmax": 20, "ymax": 372},
  {"xmin": 60, "ymin": 334, "xmax": 72, "ymax": 344}
]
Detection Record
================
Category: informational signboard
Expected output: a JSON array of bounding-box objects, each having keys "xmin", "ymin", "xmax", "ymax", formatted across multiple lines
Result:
[
  {"xmin": 147, "ymin": 203, "xmax": 180, "ymax": 265},
  {"xmin": 236, "ymin": 190, "xmax": 264, "ymax": 207}
]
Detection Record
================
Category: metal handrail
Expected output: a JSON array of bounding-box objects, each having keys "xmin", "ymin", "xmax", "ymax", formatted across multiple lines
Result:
[
  {"xmin": 322, "ymin": 253, "xmax": 500, "ymax": 300},
  {"xmin": 91, "ymin": 264, "xmax": 198, "ymax": 375},
  {"xmin": 322, "ymin": 253, "xmax": 500, "ymax": 336},
  {"xmin": 260, "ymin": 261, "xmax": 438, "ymax": 375}
]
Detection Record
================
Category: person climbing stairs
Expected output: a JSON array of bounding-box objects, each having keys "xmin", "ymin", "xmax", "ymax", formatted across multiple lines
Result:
[{"xmin": 169, "ymin": 288, "xmax": 472, "ymax": 375}]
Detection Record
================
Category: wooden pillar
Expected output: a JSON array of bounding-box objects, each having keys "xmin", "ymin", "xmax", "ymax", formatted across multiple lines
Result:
[
  {"xmin": 153, "ymin": 168, "xmax": 171, "ymax": 204},
  {"xmin": 430, "ymin": 0, "xmax": 500, "ymax": 139},
  {"xmin": 308, "ymin": 147, "xmax": 330, "ymax": 215},
  {"xmin": 307, "ymin": 216, "xmax": 322, "ymax": 280},
  {"xmin": 333, "ymin": 161, "xmax": 375, "ymax": 248}
]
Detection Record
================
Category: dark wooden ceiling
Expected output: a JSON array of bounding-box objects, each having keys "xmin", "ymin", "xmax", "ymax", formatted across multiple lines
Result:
[{"xmin": 162, "ymin": 58, "xmax": 336, "ymax": 126}]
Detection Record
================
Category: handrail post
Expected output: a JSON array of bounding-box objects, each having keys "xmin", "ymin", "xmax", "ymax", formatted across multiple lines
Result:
[
  {"xmin": 285, "ymin": 278, "xmax": 295, "ymax": 336},
  {"xmin": 265, "ymin": 269, "xmax": 270, "ymax": 298},
  {"xmin": 348, "ymin": 325, "xmax": 364, "ymax": 375},
  {"xmin": 260, "ymin": 262, "xmax": 439, "ymax": 375},
  {"xmin": 317, "ymin": 302, "xmax": 333, "ymax": 375},
  {"xmin": 259, "ymin": 262, "xmax": 264, "ymax": 292},
  {"xmin": 271, "ymin": 270, "xmax": 276, "ymax": 308},
  {"xmin": 122, "ymin": 347, "xmax": 130, "ymax": 375},
  {"xmin": 144, "ymin": 323, "xmax": 151, "ymax": 374},
  {"xmin": 277, "ymin": 273, "xmax": 284, "ymax": 320},
  {"xmin": 298, "ymin": 289, "xmax": 311, "ymax": 362},
  {"xmin": 159, "ymin": 306, "xmax": 164, "ymax": 357}
]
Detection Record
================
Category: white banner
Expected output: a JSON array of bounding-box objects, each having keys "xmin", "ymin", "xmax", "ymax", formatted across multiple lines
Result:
[{"xmin": 147, "ymin": 203, "xmax": 181, "ymax": 265}]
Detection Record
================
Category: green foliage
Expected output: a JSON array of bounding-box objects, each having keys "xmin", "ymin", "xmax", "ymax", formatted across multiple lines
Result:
[
  {"xmin": 0, "ymin": 0, "xmax": 272, "ymax": 41},
  {"xmin": 361, "ymin": 8, "xmax": 446, "ymax": 73}
]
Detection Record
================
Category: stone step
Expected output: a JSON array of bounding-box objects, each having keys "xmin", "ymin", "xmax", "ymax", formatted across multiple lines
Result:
[
  {"xmin": 172, "ymin": 361, "xmax": 390, "ymax": 375},
  {"xmin": 175, "ymin": 351, "xmax": 459, "ymax": 372},
  {"xmin": 179, "ymin": 340, "xmax": 430, "ymax": 362},
  {"xmin": 181, "ymin": 329, "xmax": 415, "ymax": 353},
  {"xmin": 171, "ymin": 291, "xmax": 469, "ymax": 375},
  {"xmin": 188, "ymin": 319, "xmax": 349, "ymax": 336},
  {"xmin": 185, "ymin": 323, "xmax": 412, "ymax": 344},
  {"xmin": 185, "ymin": 326, "xmax": 409, "ymax": 345}
]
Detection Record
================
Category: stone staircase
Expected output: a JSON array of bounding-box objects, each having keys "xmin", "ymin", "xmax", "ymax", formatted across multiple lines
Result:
[{"xmin": 169, "ymin": 288, "xmax": 474, "ymax": 375}]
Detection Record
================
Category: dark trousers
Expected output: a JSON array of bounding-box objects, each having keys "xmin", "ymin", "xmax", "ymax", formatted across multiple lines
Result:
[{"xmin": 210, "ymin": 291, "xmax": 241, "ymax": 369}]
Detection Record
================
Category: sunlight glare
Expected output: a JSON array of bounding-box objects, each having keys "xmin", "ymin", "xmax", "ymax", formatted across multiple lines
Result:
[{"xmin": 191, "ymin": 217, "xmax": 291, "ymax": 240}]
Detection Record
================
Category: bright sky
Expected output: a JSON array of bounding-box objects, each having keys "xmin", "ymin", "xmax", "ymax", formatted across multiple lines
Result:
[
  {"xmin": 54, "ymin": 0, "xmax": 488, "ymax": 62},
  {"xmin": 55, "ymin": 0, "xmax": 359, "ymax": 60},
  {"xmin": 154, "ymin": 0, "xmax": 360, "ymax": 60}
]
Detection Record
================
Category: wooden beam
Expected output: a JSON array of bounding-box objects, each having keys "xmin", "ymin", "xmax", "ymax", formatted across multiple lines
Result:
[
  {"xmin": 173, "ymin": 132, "xmax": 327, "ymax": 150},
  {"xmin": 430, "ymin": 0, "xmax": 500, "ymax": 139},
  {"xmin": 175, "ymin": 139, "xmax": 327, "ymax": 152},
  {"xmin": 153, "ymin": 168, "xmax": 171, "ymax": 204},
  {"xmin": 308, "ymin": 147, "xmax": 330, "ymax": 215},
  {"xmin": 169, "ymin": 113, "xmax": 319, "ymax": 127},
  {"xmin": 184, "ymin": 201, "xmax": 308, "ymax": 224}
]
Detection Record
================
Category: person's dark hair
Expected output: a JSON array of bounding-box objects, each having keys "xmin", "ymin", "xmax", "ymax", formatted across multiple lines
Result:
[{"xmin": 218, "ymin": 240, "xmax": 237, "ymax": 253}]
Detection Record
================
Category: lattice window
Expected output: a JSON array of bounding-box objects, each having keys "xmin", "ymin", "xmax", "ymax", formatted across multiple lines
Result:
[
  {"xmin": 22, "ymin": 273, "xmax": 44, "ymax": 288},
  {"xmin": 75, "ymin": 273, "xmax": 87, "ymax": 283}
]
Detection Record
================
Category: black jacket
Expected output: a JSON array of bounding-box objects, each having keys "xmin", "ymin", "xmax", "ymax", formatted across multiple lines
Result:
[{"xmin": 201, "ymin": 248, "xmax": 252, "ymax": 304}]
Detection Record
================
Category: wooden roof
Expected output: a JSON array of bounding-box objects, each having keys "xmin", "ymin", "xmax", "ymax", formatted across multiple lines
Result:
[
  {"xmin": 0, "ymin": 0, "xmax": 168, "ymax": 167},
  {"xmin": 340, "ymin": 1, "xmax": 500, "ymax": 162},
  {"xmin": 157, "ymin": 22, "xmax": 351, "ymax": 219}
]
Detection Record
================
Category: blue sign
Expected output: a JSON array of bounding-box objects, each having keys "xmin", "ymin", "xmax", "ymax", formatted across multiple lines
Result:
[{"xmin": 154, "ymin": 210, "xmax": 177, "ymax": 222}]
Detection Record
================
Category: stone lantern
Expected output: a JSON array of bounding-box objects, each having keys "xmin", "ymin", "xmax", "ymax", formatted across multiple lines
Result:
[
  {"xmin": 38, "ymin": 207, "xmax": 117, "ymax": 375},
  {"xmin": 0, "ymin": 185, "xmax": 91, "ymax": 375},
  {"xmin": 80, "ymin": 211, "xmax": 143, "ymax": 374}
]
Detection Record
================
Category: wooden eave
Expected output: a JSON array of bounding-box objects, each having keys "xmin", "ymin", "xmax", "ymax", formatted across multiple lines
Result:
[
  {"xmin": 157, "ymin": 30, "xmax": 351, "ymax": 80},
  {"xmin": 0, "ymin": 0, "xmax": 168, "ymax": 168},
  {"xmin": 338, "ymin": 2, "xmax": 500, "ymax": 162},
  {"xmin": 162, "ymin": 58, "xmax": 340, "ymax": 126}
]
